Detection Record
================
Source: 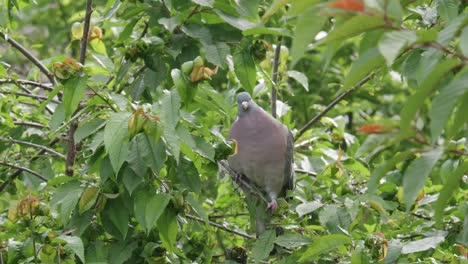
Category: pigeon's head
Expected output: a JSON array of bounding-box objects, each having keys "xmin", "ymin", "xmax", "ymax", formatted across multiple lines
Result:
[{"xmin": 236, "ymin": 92, "xmax": 255, "ymax": 115}]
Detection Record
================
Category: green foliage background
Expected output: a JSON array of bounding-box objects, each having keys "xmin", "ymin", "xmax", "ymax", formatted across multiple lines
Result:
[{"xmin": 0, "ymin": 0, "xmax": 467, "ymax": 263}]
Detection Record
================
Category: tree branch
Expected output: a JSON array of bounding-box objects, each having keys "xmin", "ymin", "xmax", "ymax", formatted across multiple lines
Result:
[
  {"xmin": 13, "ymin": 121, "xmax": 47, "ymax": 129},
  {"xmin": 294, "ymin": 75, "xmax": 373, "ymax": 141},
  {"xmin": 186, "ymin": 214, "xmax": 256, "ymax": 240},
  {"xmin": 0, "ymin": 161, "xmax": 48, "ymax": 182},
  {"xmin": 0, "ymin": 78, "xmax": 54, "ymax": 91},
  {"xmin": 66, "ymin": 0, "xmax": 93, "ymax": 177},
  {"xmin": 294, "ymin": 168, "xmax": 317, "ymax": 177},
  {"xmin": 0, "ymin": 91, "xmax": 60, "ymax": 104},
  {"xmin": 0, "ymin": 32, "xmax": 57, "ymax": 86},
  {"xmin": 0, "ymin": 138, "xmax": 66, "ymax": 159},
  {"xmin": 0, "ymin": 138, "xmax": 59, "ymax": 192},
  {"xmin": 218, "ymin": 160, "xmax": 269, "ymax": 205},
  {"xmin": 271, "ymin": 37, "xmax": 282, "ymax": 119}
]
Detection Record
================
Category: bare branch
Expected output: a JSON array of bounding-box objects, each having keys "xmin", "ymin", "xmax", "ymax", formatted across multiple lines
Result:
[
  {"xmin": 13, "ymin": 121, "xmax": 47, "ymax": 129},
  {"xmin": 0, "ymin": 78, "xmax": 54, "ymax": 91},
  {"xmin": 271, "ymin": 37, "xmax": 282, "ymax": 119},
  {"xmin": 0, "ymin": 32, "xmax": 57, "ymax": 86},
  {"xmin": 218, "ymin": 160, "xmax": 269, "ymax": 205},
  {"xmin": 186, "ymin": 214, "xmax": 257, "ymax": 240},
  {"xmin": 0, "ymin": 138, "xmax": 66, "ymax": 159},
  {"xmin": 0, "ymin": 138, "xmax": 59, "ymax": 192},
  {"xmin": 294, "ymin": 168, "xmax": 318, "ymax": 177},
  {"xmin": 294, "ymin": 75, "xmax": 373, "ymax": 141},
  {"xmin": 0, "ymin": 161, "xmax": 48, "ymax": 182},
  {"xmin": 79, "ymin": 0, "xmax": 94, "ymax": 64},
  {"xmin": 0, "ymin": 91, "xmax": 60, "ymax": 104}
]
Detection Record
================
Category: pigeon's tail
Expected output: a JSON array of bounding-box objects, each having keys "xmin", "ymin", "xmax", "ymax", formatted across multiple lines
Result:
[{"xmin": 256, "ymin": 205, "xmax": 271, "ymax": 237}]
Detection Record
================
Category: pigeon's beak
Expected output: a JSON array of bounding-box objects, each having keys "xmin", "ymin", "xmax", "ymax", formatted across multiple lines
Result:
[{"xmin": 242, "ymin": 101, "xmax": 248, "ymax": 110}]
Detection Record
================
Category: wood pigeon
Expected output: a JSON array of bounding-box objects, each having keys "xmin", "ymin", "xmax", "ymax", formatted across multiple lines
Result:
[{"xmin": 228, "ymin": 92, "xmax": 294, "ymax": 235}]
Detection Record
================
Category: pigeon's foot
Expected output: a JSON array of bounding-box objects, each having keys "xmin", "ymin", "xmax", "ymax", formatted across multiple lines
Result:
[
  {"xmin": 265, "ymin": 200, "xmax": 278, "ymax": 213},
  {"xmin": 235, "ymin": 173, "xmax": 243, "ymax": 185}
]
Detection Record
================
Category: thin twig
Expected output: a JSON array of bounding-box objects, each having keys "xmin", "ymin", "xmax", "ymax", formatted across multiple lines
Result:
[
  {"xmin": 79, "ymin": 0, "xmax": 93, "ymax": 65},
  {"xmin": 0, "ymin": 91, "xmax": 60, "ymax": 104},
  {"xmin": 13, "ymin": 121, "xmax": 46, "ymax": 129},
  {"xmin": 88, "ymin": 86, "xmax": 117, "ymax": 112},
  {"xmin": 0, "ymin": 78, "xmax": 54, "ymax": 91},
  {"xmin": 218, "ymin": 160, "xmax": 269, "ymax": 205},
  {"xmin": 0, "ymin": 161, "xmax": 48, "ymax": 182},
  {"xmin": 208, "ymin": 213, "xmax": 249, "ymax": 219},
  {"xmin": 271, "ymin": 37, "xmax": 282, "ymax": 119},
  {"xmin": 0, "ymin": 32, "xmax": 57, "ymax": 86},
  {"xmin": 294, "ymin": 75, "xmax": 373, "ymax": 141},
  {"xmin": 0, "ymin": 138, "xmax": 59, "ymax": 192},
  {"xmin": 0, "ymin": 138, "xmax": 66, "ymax": 159},
  {"xmin": 66, "ymin": 0, "xmax": 93, "ymax": 177},
  {"xmin": 186, "ymin": 214, "xmax": 256, "ymax": 240},
  {"xmin": 294, "ymin": 168, "xmax": 318, "ymax": 177}
]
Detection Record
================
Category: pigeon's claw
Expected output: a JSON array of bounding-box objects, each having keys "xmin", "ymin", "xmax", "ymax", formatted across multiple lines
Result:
[
  {"xmin": 265, "ymin": 200, "xmax": 278, "ymax": 213},
  {"xmin": 235, "ymin": 173, "xmax": 243, "ymax": 185}
]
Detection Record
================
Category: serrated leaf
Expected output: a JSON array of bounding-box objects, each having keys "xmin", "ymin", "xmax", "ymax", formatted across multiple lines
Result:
[
  {"xmin": 186, "ymin": 192, "xmax": 208, "ymax": 223},
  {"xmin": 299, "ymin": 234, "xmax": 351, "ymax": 261},
  {"xmin": 104, "ymin": 112, "xmax": 131, "ymax": 172},
  {"xmin": 108, "ymin": 240, "xmax": 137, "ymax": 264},
  {"xmin": 368, "ymin": 151, "xmax": 413, "ymax": 195},
  {"xmin": 403, "ymin": 148, "xmax": 443, "ymax": 210},
  {"xmin": 177, "ymin": 156, "xmax": 201, "ymax": 193},
  {"xmin": 78, "ymin": 186, "xmax": 99, "ymax": 215},
  {"xmin": 50, "ymin": 181, "xmax": 83, "ymax": 224},
  {"xmin": 275, "ymin": 234, "xmax": 312, "ymax": 249},
  {"xmin": 205, "ymin": 42, "xmax": 229, "ymax": 67},
  {"xmin": 430, "ymin": 70, "xmax": 468, "ymax": 141},
  {"xmin": 122, "ymin": 166, "xmax": 143, "ymax": 195},
  {"xmin": 118, "ymin": 19, "xmax": 138, "ymax": 42},
  {"xmin": 63, "ymin": 75, "xmax": 88, "ymax": 119},
  {"xmin": 460, "ymin": 26, "xmax": 468, "ymax": 57},
  {"xmin": 401, "ymin": 236, "xmax": 445, "ymax": 254},
  {"xmin": 288, "ymin": 70, "xmax": 309, "ymax": 91},
  {"xmin": 291, "ymin": 8, "xmax": 325, "ymax": 67},
  {"xmin": 233, "ymin": 49, "xmax": 256, "ymax": 94},
  {"xmin": 435, "ymin": 160, "xmax": 468, "ymax": 223},
  {"xmin": 343, "ymin": 47, "xmax": 384, "ymax": 89},
  {"xmin": 109, "ymin": 141, "xmax": 129, "ymax": 173},
  {"xmin": 252, "ymin": 230, "xmax": 276, "ymax": 262},
  {"xmin": 322, "ymin": 15, "xmax": 385, "ymax": 44},
  {"xmin": 105, "ymin": 197, "xmax": 129, "ymax": 239},
  {"xmin": 57, "ymin": 236, "xmax": 85, "ymax": 264},
  {"xmin": 157, "ymin": 209, "xmax": 178, "ymax": 253},
  {"xmin": 435, "ymin": 0, "xmax": 458, "ymax": 22},
  {"xmin": 242, "ymin": 27, "xmax": 292, "ymax": 37},
  {"xmin": 214, "ymin": 9, "xmax": 258, "ymax": 31},
  {"xmin": 378, "ymin": 30, "xmax": 417, "ymax": 66},
  {"xmin": 134, "ymin": 189, "xmax": 170, "ymax": 233},
  {"xmin": 296, "ymin": 201, "xmax": 322, "ymax": 217},
  {"xmin": 400, "ymin": 58, "xmax": 459, "ymax": 135},
  {"xmin": 38, "ymin": 84, "xmax": 62, "ymax": 113},
  {"xmin": 74, "ymin": 118, "xmax": 106, "ymax": 142},
  {"xmin": 160, "ymin": 89, "xmax": 181, "ymax": 128}
]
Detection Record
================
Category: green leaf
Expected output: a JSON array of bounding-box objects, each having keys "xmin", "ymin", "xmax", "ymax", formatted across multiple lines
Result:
[
  {"xmin": 57, "ymin": 236, "xmax": 85, "ymax": 264},
  {"xmin": 158, "ymin": 15, "xmax": 181, "ymax": 32},
  {"xmin": 459, "ymin": 26, "xmax": 468, "ymax": 57},
  {"xmin": 193, "ymin": 135, "xmax": 215, "ymax": 161},
  {"xmin": 205, "ymin": 42, "xmax": 230, "ymax": 67},
  {"xmin": 343, "ymin": 48, "xmax": 384, "ymax": 90},
  {"xmin": 242, "ymin": 27, "xmax": 292, "ymax": 37},
  {"xmin": 109, "ymin": 141, "xmax": 130, "ymax": 173},
  {"xmin": 105, "ymin": 197, "xmax": 129, "ymax": 239},
  {"xmin": 384, "ymin": 240, "xmax": 403, "ymax": 264},
  {"xmin": 134, "ymin": 188, "xmax": 170, "ymax": 233},
  {"xmin": 74, "ymin": 118, "xmax": 106, "ymax": 142},
  {"xmin": 400, "ymin": 58, "xmax": 459, "ymax": 135},
  {"xmin": 214, "ymin": 9, "xmax": 258, "ymax": 31},
  {"xmin": 85, "ymin": 241, "xmax": 108, "ymax": 263},
  {"xmin": 435, "ymin": 160, "xmax": 468, "ymax": 223},
  {"xmin": 186, "ymin": 192, "xmax": 209, "ymax": 223},
  {"xmin": 275, "ymin": 234, "xmax": 312, "ymax": 249},
  {"xmin": 252, "ymin": 230, "xmax": 276, "ymax": 262},
  {"xmin": 233, "ymin": 48, "xmax": 256, "ymax": 94},
  {"xmin": 435, "ymin": 0, "xmax": 458, "ymax": 22},
  {"xmin": 322, "ymin": 15, "xmax": 385, "ymax": 45},
  {"xmin": 403, "ymin": 148, "xmax": 443, "ymax": 210},
  {"xmin": 299, "ymin": 234, "xmax": 351, "ymax": 261},
  {"xmin": 104, "ymin": 112, "xmax": 131, "ymax": 172},
  {"xmin": 177, "ymin": 156, "xmax": 201, "ymax": 193},
  {"xmin": 296, "ymin": 201, "xmax": 322, "ymax": 217},
  {"xmin": 78, "ymin": 186, "xmax": 99, "ymax": 215},
  {"xmin": 160, "ymin": 89, "xmax": 181, "ymax": 128},
  {"xmin": 157, "ymin": 209, "xmax": 178, "ymax": 253},
  {"xmin": 62, "ymin": 75, "xmax": 88, "ymax": 119},
  {"xmin": 50, "ymin": 181, "xmax": 83, "ymax": 224},
  {"xmin": 193, "ymin": 0, "xmax": 213, "ymax": 7},
  {"xmin": 122, "ymin": 166, "xmax": 143, "ymax": 195},
  {"xmin": 118, "ymin": 19, "xmax": 138, "ymax": 42},
  {"xmin": 108, "ymin": 240, "xmax": 137, "ymax": 264},
  {"xmin": 401, "ymin": 236, "xmax": 445, "ymax": 254},
  {"xmin": 368, "ymin": 151, "xmax": 413, "ymax": 195},
  {"xmin": 288, "ymin": 70, "xmax": 309, "ymax": 91},
  {"xmin": 378, "ymin": 30, "xmax": 417, "ymax": 66},
  {"xmin": 291, "ymin": 8, "xmax": 325, "ymax": 67},
  {"xmin": 38, "ymin": 84, "xmax": 63, "ymax": 113},
  {"xmin": 430, "ymin": 71, "xmax": 468, "ymax": 141},
  {"xmin": 236, "ymin": 0, "xmax": 259, "ymax": 19},
  {"xmin": 50, "ymin": 103, "xmax": 65, "ymax": 131}
]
